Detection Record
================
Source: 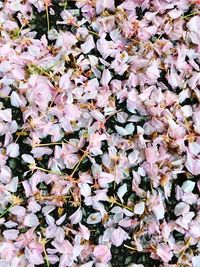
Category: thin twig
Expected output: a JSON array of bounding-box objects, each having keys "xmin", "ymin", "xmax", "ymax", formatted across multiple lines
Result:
[
  {"xmin": 180, "ymin": 11, "xmax": 200, "ymax": 20},
  {"xmin": 0, "ymin": 204, "xmax": 14, "ymax": 218}
]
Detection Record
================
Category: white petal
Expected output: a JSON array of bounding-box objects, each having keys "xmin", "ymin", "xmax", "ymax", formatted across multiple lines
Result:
[
  {"xmin": 79, "ymin": 183, "xmax": 91, "ymax": 197},
  {"xmin": 88, "ymin": 55, "xmax": 98, "ymax": 66},
  {"xmin": 87, "ymin": 212, "xmax": 102, "ymax": 224},
  {"xmin": 192, "ymin": 256, "xmax": 200, "ymax": 267},
  {"xmin": 22, "ymin": 154, "xmax": 35, "ymax": 164},
  {"xmin": 0, "ymin": 260, "xmax": 10, "ymax": 267},
  {"xmin": 79, "ymin": 223, "xmax": 90, "ymax": 240},
  {"xmin": 115, "ymin": 125, "xmax": 128, "ymax": 136},
  {"xmin": 0, "ymin": 109, "xmax": 12, "ymax": 122},
  {"xmin": 56, "ymin": 213, "xmax": 67, "ymax": 225},
  {"xmin": 0, "ymin": 61, "xmax": 12, "ymax": 72},
  {"xmin": 90, "ymin": 110, "xmax": 105, "ymax": 122},
  {"xmin": 81, "ymin": 35, "xmax": 95, "ymax": 54},
  {"xmin": 10, "ymin": 91, "xmax": 22, "ymax": 107},
  {"xmin": 174, "ymin": 202, "xmax": 189, "ymax": 216},
  {"xmin": 125, "ymin": 123, "xmax": 135, "ymax": 134},
  {"xmin": 3, "ymin": 229, "xmax": 19, "ymax": 240},
  {"xmin": 100, "ymin": 69, "xmax": 112, "ymax": 86},
  {"xmin": 59, "ymin": 73, "xmax": 70, "ymax": 91},
  {"xmin": 111, "ymin": 227, "xmax": 128, "ymax": 247},
  {"xmin": 31, "ymin": 147, "xmax": 53, "ymax": 158},
  {"xmin": 117, "ymin": 184, "xmax": 127, "ymax": 203},
  {"xmin": 10, "ymin": 205, "xmax": 26, "ymax": 217},
  {"xmin": 6, "ymin": 143, "xmax": 19, "ymax": 158},
  {"xmin": 134, "ymin": 202, "xmax": 145, "ymax": 215},
  {"xmin": 5, "ymin": 176, "xmax": 18, "ymax": 193},
  {"xmin": 181, "ymin": 180, "xmax": 195, "ymax": 193},
  {"xmin": 55, "ymin": 227, "xmax": 65, "ymax": 243},
  {"xmin": 24, "ymin": 213, "xmax": 39, "ymax": 227},
  {"xmin": 128, "ymin": 150, "xmax": 139, "ymax": 165},
  {"xmin": 152, "ymin": 204, "xmax": 165, "ymax": 220},
  {"xmin": 69, "ymin": 207, "xmax": 82, "ymax": 224}
]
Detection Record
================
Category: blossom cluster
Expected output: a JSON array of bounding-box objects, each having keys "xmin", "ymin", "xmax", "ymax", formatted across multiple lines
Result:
[{"xmin": 0, "ymin": 0, "xmax": 200, "ymax": 266}]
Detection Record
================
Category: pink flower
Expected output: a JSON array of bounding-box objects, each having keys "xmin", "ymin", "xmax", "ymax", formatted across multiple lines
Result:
[
  {"xmin": 25, "ymin": 247, "xmax": 44, "ymax": 265},
  {"xmin": 79, "ymin": 223, "xmax": 90, "ymax": 240},
  {"xmin": 96, "ymin": 0, "xmax": 115, "ymax": 14},
  {"xmin": 69, "ymin": 207, "xmax": 83, "ymax": 224},
  {"xmin": 187, "ymin": 16, "xmax": 200, "ymax": 45},
  {"xmin": 185, "ymin": 152, "xmax": 200, "ymax": 176},
  {"xmin": 0, "ymin": 109, "xmax": 12, "ymax": 122},
  {"xmin": 81, "ymin": 35, "xmax": 95, "ymax": 54},
  {"xmin": 167, "ymin": 118, "xmax": 186, "ymax": 139},
  {"xmin": 10, "ymin": 205, "xmax": 26, "ymax": 217},
  {"xmin": 3, "ymin": 230, "xmax": 19, "ymax": 240},
  {"xmin": 145, "ymin": 146, "xmax": 159, "ymax": 164},
  {"xmin": 27, "ymin": 75, "xmax": 53, "ymax": 110},
  {"xmin": 111, "ymin": 227, "xmax": 129, "ymax": 247},
  {"xmin": 93, "ymin": 245, "xmax": 112, "ymax": 263},
  {"xmin": 156, "ymin": 243, "xmax": 173, "ymax": 263},
  {"xmin": 100, "ymin": 69, "xmax": 112, "ymax": 87}
]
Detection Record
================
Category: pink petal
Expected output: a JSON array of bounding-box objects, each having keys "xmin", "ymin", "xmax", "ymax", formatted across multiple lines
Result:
[
  {"xmin": 69, "ymin": 207, "xmax": 82, "ymax": 224},
  {"xmin": 185, "ymin": 153, "xmax": 200, "ymax": 175},
  {"xmin": 100, "ymin": 69, "xmax": 112, "ymax": 86},
  {"xmin": 145, "ymin": 147, "xmax": 158, "ymax": 164},
  {"xmin": 0, "ymin": 109, "xmax": 12, "ymax": 122},
  {"xmin": 10, "ymin": 205, "xmax": 26, "ymax": 217},
  {"xmin": 93, "ymin": 245, "xmax": 112, "ymax": 263},
  {"xmin": 52, "ymin": 240, "xmax": 73, "ymax": 254},
  {"xmin": 3, "ymin": 229, "xmax": 19, "ymax": 240},
  {"xmin": 55, "ymin": 227, "xmax": 65, "ymax": 243},
  {"xmin": 22, "ymin": 154, "xmax": 35, "ymax": 164},
  {"xmin": 156, "ymin": 243, "xmax": 173, "ymax": 263},
  {"xmin": 81, "ymin": 35, "xmax": 95, "ymax": 54},
  {"xmin": 59, "ymin": 73, "xmax": 70, "ymax": 91},
  {"xmin": 79, "ymin": 223, "xmax": 90, "ymax": 240},
  {"xmin": 111, "ymin": 227, "xmax": 128, "ymax": 247}
]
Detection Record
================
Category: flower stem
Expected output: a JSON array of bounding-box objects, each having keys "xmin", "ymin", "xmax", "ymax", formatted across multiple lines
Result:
[
  {"xmin": 39, "ymin": 238, "xmax": 50, "ymax": 267},
  {"xmin": 115, "ymin": 201, "xmax": 134, "ymax": 212},
  {"xmin": 0, "ymin": 204, "xmax": 14, "ymax": 218},
  {"xmin": 109, "ymin": 197, "xmax": 134, "ymax": 212},
  {"xmin": 63, "ymin": 1, "xmax": 68, "ymax": 10},
  {"xmin": 44, "ymin": 247, "xmax": 50, "ymax": 267},
  {"xmin": 33, "ymin": 140, "xmax": 85, "ymax": 153},
  {"xmin": 17, "ymin": 25, "xmax": 24, "ymax": 38},
  {"xmin": 180, "ymin": 11, "xmax": 200, "ymax": 20},
  {"xmin": 30, "ymin": 165, "xmax": 65, "ymax": 176},
  {"xmin": 177, "ymin": 237, "xmax": 192, "ymax": 265},
  {"xmin": 30, "ymin": 64, "xmax": 54, "ymax": 80},
  {"xmin": 33, "ymin": 142, "xmax": 64, "ymax": 148},
  {"xmin": 70, "ymin": 150, "xmax": 89, "ymax": 177},
  {"xmin": 124, "ymin": 244, "xmax": 136, "ymax": 251},
  {"xmin": 45, "ymin": 3, "xmax": 50, "ymax": 32}
]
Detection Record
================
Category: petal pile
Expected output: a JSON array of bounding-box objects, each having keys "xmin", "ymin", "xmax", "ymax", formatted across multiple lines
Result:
[{"xmin": 0, "ymin": 0, "xmax": 200, "ymax": 266}]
